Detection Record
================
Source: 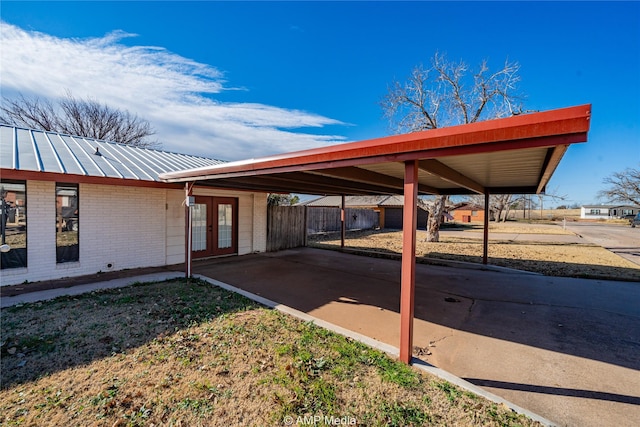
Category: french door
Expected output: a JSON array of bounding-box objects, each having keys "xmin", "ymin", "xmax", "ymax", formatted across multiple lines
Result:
[{"xmin": 191, "ymin": 196, "xmax": 238, "ymax": 258}]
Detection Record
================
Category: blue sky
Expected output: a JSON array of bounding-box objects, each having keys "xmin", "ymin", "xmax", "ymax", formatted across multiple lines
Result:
[{"xmin": 1, "ymin": 1, "xmax": 639, "ymax": 206}]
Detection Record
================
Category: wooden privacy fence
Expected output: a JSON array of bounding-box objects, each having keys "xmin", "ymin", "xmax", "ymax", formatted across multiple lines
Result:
[
  {"xmin": 306, "ymin": 207, "xmax": 379, "ymax": 233},
  {"xmin": 267, "ymin": 205, "xmax": 307, "ymax": 252},
  {"xmin": 267, "ymin": 206, "xmax": 380, "ymax": 252}
]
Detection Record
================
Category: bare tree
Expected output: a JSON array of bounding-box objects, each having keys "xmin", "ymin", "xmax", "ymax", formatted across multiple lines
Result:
[
  {"xmin": 1, "ymin": 91, "xmax": 158, "ymax": 148},
  {"xmin": 598, "ymin": 166, "xmax": 640, "ymax": 205},
  {"xmin": 267, "ymin": 194, "xmax": 300, "ymax": 206},
  {"xmin": 381, "ymin": 52, "xmax": 525, "ymax": 241}
]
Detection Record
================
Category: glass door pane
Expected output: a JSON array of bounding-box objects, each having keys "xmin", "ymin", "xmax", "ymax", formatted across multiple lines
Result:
[
  {"xmin": 218, "ymin": 204, "xmax": 233, "ymax": 249},
  {"xmin": 192, "ymin": 203, "xmax": 207, "ymax": 251}
]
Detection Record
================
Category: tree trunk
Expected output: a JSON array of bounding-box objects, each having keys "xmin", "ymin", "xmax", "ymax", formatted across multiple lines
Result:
[
  {"xmin": 425, "ymin": 195, "xmax": 447, "ymax": 242},
  {"xmin": 503, "ymin": 204, "xmax": 512, "ymax": 222},
  {"xmin": 493, "ymin": 205, "xmax": 503, "ymax": 222}
]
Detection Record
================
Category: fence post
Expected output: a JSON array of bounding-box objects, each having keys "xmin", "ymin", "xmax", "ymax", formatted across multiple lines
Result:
[{"xmin": 303, "ymin": 206, "xmax": 308, "ymax": 247}]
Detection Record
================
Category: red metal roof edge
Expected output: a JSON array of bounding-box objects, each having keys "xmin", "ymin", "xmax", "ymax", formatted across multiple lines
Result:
[{"xmin": 159, "ymin": 104, "xmax": 591, "ymax": 181}]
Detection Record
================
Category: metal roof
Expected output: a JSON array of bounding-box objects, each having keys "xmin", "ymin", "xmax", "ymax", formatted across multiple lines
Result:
[
  {"xmin": 159, "ymin": 105, "xmax": 591, "ymax": 196},
  {"xmin": 0, "ymin": 124, "xmax": 224, "ymax": 182},
  {"xmin": 582, "ymin": 204, "xmax": 640, "ymax": 209}
]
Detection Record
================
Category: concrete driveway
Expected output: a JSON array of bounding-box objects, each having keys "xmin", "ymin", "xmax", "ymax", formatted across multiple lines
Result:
[
  {"xmin": 193, "ymin": 248, "xmax": 640, "ymax": 427},
  {"xmin": 563, "ymin": 222, "xmax": 640, "ymax": 266}
]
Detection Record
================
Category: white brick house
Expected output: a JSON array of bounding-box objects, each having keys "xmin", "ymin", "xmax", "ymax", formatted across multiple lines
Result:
[
  {"xmin": 0, "ymin": 125, "xmax": 268, "ymax": 286},
  {"xmin": 580, "ymin": 205, "xmax": 640, "ymax": 219}
]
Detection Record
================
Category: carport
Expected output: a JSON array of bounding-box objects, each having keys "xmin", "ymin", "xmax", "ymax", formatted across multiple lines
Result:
[{"xmin": 159, "ymin": 104, "xmax": 591, "ymax": 364}]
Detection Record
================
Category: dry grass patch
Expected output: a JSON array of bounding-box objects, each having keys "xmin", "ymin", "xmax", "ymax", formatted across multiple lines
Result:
[
  {"xmin": 466, "ymin": 222, "xmax": 574, "ymax": 235},
  {"xmin": 310, "ymin": 229, "xmax": 640, "ymax": 281},
  {"xmin": 1, "ymin": 279, "xmax": 539, "ymax": 426}
]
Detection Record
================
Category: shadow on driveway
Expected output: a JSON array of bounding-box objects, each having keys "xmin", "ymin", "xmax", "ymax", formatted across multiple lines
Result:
[{"xmin": 192, "ymin": 247, "xmax": 640, "ymax": 427}]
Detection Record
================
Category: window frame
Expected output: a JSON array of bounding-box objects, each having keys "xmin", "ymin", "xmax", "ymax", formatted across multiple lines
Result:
[
  {"xmin": 0, "ymin": 179, "xmax": 27, "ymax": 269},
  {"xmin": 55, "ymin": 182, "xmax": 79, "ymax": 264}
]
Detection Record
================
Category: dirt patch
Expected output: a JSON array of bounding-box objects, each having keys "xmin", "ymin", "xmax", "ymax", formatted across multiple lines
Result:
[
  {"xmin": 1, "ymin": 279, "xmax": 540, "ymax": 426},
  {"xmin": 309, "ymin": 224, "xmax": 640, "ymax": 281}
]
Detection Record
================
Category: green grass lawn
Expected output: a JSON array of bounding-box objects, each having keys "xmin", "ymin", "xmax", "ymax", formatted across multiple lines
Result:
[{"xmin": 1, "ymin": 279, "xmax": 540, "ymax": 426}]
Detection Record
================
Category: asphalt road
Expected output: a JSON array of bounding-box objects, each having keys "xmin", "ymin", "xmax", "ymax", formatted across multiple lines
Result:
[{"xmin": 563, "ymin": 222, "xmax": 640, "ymax": 266}]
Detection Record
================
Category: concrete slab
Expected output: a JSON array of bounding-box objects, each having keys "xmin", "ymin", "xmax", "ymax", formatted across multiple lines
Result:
[{"xmin": 192, "ymin": 248, "xmax": 640, "ymax": 427}]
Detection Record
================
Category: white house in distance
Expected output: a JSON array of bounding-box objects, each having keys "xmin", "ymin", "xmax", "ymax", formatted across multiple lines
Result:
[
  {"xmin": 580, "ymin": 205, "xmax": 640, "ymax": 220},
  {"xmin": 0, "ymin": 125, "xmax": 268, "ymax": 287}
]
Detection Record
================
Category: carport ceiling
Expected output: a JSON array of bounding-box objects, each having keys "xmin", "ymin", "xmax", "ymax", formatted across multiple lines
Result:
[{"xmin": 160, "ymin": 105, "xmax": 591, "ymax": 196}]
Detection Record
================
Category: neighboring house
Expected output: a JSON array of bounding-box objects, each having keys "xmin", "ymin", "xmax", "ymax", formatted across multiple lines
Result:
[
  {"xmin": 302, "ymin": 195, "xmax": 430, "ymax": 230},
  {"xmin": 580, "ymin": 205, "xmax": 640, "ymax": 219},
  {"xmin": 0, "ymin": 125, "xmax": 268, "ymax": 287},
  {"xmin": 450, "ymin": 203, "xmax": 492, "ymax": 223}
]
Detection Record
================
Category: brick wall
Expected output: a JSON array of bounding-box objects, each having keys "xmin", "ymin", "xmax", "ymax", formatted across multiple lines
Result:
[
  {"xmin": 166, "ymin": 189, "xmax": 186, "ymax": 265},
  {"xmin": 1, "ymin": 181, "xmax": 268, "ymax": 287},
  {"xmin": 79, "ymin": 183, "xmax": 167, "ymax": 272}
]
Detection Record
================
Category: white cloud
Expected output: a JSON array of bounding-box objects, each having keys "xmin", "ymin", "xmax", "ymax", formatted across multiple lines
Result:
[{"xmin": 0, "ymin": 22, "xmax": 347, "ymax": 159}]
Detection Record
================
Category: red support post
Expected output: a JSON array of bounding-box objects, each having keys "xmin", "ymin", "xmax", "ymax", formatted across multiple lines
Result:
[
  {"xmin": 399, "ymin": 160, "xmax": 418, "ymax": 364},
  {"xmin": 341, "ymin": 194, "xmax": 346, "ymax": 249},
  {"xmin": 483, "ymin": 191, "xmax": 490, "ymax": 265}
]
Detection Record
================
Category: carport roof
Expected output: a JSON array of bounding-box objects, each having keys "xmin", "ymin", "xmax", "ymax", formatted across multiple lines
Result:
[{"xmin": 159, "ymin": 104, "xmax": 591, "ymax": 196}]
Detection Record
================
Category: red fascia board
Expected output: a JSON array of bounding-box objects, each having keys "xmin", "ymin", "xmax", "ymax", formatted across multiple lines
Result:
[
  {"xmin": 161, "ymin": 133, "xmax": 587, "ymax": 183},
  {"xmin": 0, "ymin": 169, "xmax": 184, "ymax": 189},
  {"xmin": 0, "ymin": 168, "xmax": 271, "ymax": 194},
  {"xmin": 160, "ymin": 104, "xmax": 591, "ymax": 182}
]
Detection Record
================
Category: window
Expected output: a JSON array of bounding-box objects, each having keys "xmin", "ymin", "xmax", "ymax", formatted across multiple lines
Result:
[
  {"xmin": 0, "ymin": 180, "xmax": 27, "ymax": 269},
  {"xmin": 56, "ymin": 183, "xmax": 79, "ymax": 263},
  {"xmin": 192, "ymin": 203, "xmax": 207, "ymax": 251},
  {"xmin": 589, "ymin": 209, "xmax": 601, "ymax": 215},
  {"xmin": 218, "ymin": 203, "xmax": 233, "ymax": 249}
]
